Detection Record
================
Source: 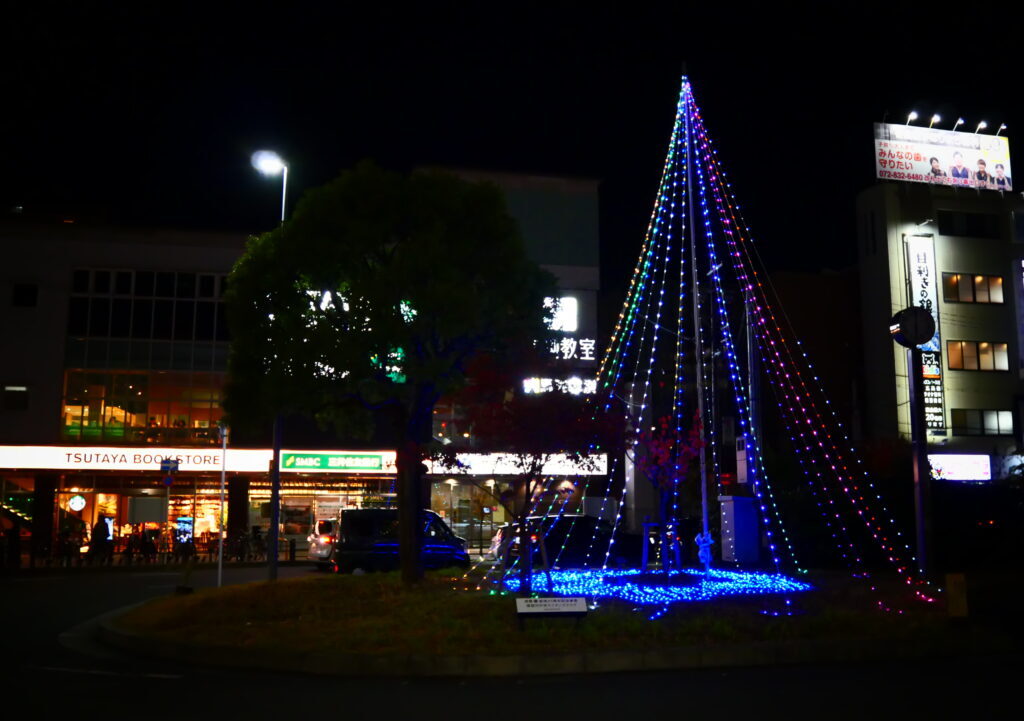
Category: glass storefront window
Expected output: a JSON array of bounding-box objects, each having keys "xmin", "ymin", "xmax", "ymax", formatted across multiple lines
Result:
[{"xmin": 60, "ymin": 369, "xmax": 225, "ymax": 444}]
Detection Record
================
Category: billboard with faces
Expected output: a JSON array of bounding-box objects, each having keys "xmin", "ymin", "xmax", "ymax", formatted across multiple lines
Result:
[{"xmin": 874, "ymin": 123, "xmax": 1012, "ymax": 191}]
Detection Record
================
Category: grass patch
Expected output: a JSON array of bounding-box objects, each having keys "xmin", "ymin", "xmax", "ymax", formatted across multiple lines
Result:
[{"xmin": 117, "ymin": 569, "xmax": 964, "ymax": 657}]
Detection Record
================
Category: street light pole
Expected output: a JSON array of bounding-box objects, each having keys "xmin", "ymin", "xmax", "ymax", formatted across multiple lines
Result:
[
  {"xmin": 890, "ymin": 306, "xmax": 936, "ymax": 579},
  {"xmin": 280, "ymin": 165, "xmax": 288, "ymax": 224},
  {"xmin": 251, "ymin": 149, "xmax": 290, "ymax": 581},
  {"xmin": 251, "ymin": 150, "xmax": 289, "ymax": 226}
]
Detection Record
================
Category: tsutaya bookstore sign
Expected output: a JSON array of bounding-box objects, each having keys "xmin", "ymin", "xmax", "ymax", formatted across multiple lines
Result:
[
  {"xmin": 0, "ymin": 447, "xmax": 606, "ymax": 476},
  {"xmin": 0, "ymin": 446, "xmax": 394, "ymax": 474},
  {"xmin": 875, "ymin": 123, "xmax": 1012, "ymax": 190}
]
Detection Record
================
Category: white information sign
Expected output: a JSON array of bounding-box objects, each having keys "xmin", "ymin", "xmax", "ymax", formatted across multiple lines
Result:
[
  {"xmin": 929, "ymin": 454, "xmax": 991, "ymax": 482},
  {"xmin": 515, "ymin": 597, "xmax": 588, "ymax": 615}
]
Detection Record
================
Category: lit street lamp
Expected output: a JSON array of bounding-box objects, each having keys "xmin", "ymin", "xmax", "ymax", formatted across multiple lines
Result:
[
  {"xmin": 251, "ymin": 150, "xmax": 289, "ymax": 223},
  {"xmin": 250, "ymin": 149, "xmax": 289, "ymax": 582}
]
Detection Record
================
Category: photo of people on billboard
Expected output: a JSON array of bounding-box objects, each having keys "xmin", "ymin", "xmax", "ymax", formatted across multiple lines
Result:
[{"xmin": 874, "ymin": 123, "xmax": 1012, "ymax": 191}]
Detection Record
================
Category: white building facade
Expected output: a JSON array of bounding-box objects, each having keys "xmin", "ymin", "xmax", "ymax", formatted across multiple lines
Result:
[{"xmin": 857, "ymin": 182, "xmax": 1024, "ymax": 480}]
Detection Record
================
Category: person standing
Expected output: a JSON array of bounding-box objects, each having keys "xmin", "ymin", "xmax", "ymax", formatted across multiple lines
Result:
[{"xmin": 91, "ymin": 514, "xmax": 112, "ymax": 565}]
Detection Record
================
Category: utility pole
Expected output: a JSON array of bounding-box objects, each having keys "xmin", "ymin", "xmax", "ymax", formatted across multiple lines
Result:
[
  {"xmin": 268, "ymin": 414, "xmax": 282, "ymax": 581},
  {"xmin": 890, "ymin": 307, "xmax": 934, "ymax": 579}
]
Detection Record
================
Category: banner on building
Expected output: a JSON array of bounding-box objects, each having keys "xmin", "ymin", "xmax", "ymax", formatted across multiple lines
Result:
[
  {"xmin": 907, "ymin": 235, "xmax": 946, "ymax": 432},
  {"xmin": 875, "ymin": 123, "xmax": 1012, "ymax": 191}
]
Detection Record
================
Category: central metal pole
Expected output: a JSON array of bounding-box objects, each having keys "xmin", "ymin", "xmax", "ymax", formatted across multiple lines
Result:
[{"xmin": 685, "ymin": 88, "xmax": 711, "ymax": 559}]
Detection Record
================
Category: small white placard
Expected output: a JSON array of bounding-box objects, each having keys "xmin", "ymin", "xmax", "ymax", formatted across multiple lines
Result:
[{"xmin": 515, "ymin": 597, "xmax": 588, "ymax": 615}]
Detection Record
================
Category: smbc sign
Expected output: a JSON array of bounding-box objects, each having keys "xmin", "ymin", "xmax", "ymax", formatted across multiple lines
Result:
[{"xmin": 279, "ymin": 451, "xmax": 397, "ymax": 474}]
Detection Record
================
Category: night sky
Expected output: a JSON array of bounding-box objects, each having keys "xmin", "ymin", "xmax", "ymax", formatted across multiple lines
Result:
[{"xmin": 5, "ymin": 4, "xmax": 1023, "ymax": 300}]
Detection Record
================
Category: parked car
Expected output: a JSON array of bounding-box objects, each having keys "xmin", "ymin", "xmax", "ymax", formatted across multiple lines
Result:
[
  {"xmin": 487, "ymin": 514, "xmax": 646, "ymax": 569},
  {"xmin": 307, "ymin": 518, "xmax": 337, "ymax": 570},
  {"xmin": 331, "ymin": 508, "xmax": 470, "ymax": 573}
]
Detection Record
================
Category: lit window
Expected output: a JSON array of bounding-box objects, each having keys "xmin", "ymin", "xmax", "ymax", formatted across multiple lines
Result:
[
  {"xmin": 941, "ymin": 273, "xmax": 1004, "ymax": 304},
  {"xmin": 990, "ymin": 276, "xmax": 1004, "ymax": 303},
  {"xmin": 952, "ymin": 408, "xmax": 1014, "ymax": 436},
  {"xmin": 979, "ymin": 342, "xmax": 993, "ymax": 371},
  {"xmin": 947, "ymin": 341, "xmax": 1010, "ymax": 372}
]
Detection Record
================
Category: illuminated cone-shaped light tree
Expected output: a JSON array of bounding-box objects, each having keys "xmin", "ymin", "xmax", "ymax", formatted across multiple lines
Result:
[{"xmin": 593, "ymin": 76, "xmax": 930, "ymax": 598}]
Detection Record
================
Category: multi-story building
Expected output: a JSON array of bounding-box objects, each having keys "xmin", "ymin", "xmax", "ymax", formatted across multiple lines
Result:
[
  {"xmin": 0, "ymin": 171, "xmax": 604, "ymax": 562},
  {"xmin": 857, "ymin": 181, "xmax": 1023, "ymax": 478}
]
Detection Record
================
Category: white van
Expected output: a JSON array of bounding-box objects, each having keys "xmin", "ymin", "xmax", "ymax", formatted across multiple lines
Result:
[{"xmin": 306, "ymin": 518, "xmax": 337, "ymax": 570}]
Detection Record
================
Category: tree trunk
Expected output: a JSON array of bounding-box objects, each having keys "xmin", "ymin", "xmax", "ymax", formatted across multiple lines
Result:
[
  {"xmin": 397, "ymin": 383, "xmax": 439, "ymax": 586},
  {"xmin": 396, "ymin": 441, "xmax": 423, "ymax": 585}
]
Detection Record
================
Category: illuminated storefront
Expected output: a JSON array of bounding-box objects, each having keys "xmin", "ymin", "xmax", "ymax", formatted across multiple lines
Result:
[
  {"xmin": 0, "ymin": 445, "xmax": 605, "ymax": 553},
  {"xmin": 0, "ymin": 174, "xmax": 603, "ymax": 558}
]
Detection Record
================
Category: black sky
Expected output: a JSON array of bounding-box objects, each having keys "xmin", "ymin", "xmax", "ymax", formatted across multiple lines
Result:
[{"xmin": 4, "ymin": 3, "xmax": 1023, "ymax": 299}]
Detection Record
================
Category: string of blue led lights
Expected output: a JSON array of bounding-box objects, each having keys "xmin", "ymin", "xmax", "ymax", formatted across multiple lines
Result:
[{"xmin": 503, "ymin": 568, "xmax": 812, "ymax": 605}]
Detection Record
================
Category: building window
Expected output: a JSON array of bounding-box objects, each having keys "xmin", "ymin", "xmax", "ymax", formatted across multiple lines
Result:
[
  {"xmin": 11, "ymin": 283, "xmax": 38, "ymax": 307},
  {"xmin": 60, "ymin": 370, "xmax": 224, "ymax": 444},
  {"xmin": 68, "ymin": 268, "xmax": 230, "ymax": 370},
  {"xmin": 2, "ymin": 385, "xmax": 29, "ymax": 411},
  {"xmin": 946, "ymin": 340, "xmax": 1009, "ymax": 371},
  {"xmin": 941, "ymin": 273, "xmax": 1004, "ymax": 304},
  {"xmin": 951, "ymin": 409, "xmax": 1014, "ymax": 436},
  {"xmin": 937, "ymin": 210, "xmax": 1001, "ymax": 239}
]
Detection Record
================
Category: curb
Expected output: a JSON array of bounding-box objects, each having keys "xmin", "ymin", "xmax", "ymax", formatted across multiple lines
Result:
[
  {"xmin": 3, "ymin": 560, "xmax": 316, "ymax": 577},
  {"xmin": 97, "ymin": 612, "xmax": 1014, "ymax": 678}
]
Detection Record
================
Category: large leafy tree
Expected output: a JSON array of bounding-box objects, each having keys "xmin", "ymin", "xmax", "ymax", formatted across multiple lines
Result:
[{"xmin": 224, "ymin": 162, "xmax": 555, "ymax": 584}]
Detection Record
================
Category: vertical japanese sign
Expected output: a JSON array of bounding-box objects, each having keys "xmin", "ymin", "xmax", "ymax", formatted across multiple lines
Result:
[
  {"xmin": 908, "ymin": 235, "xmax": 945, "ymax": 432},
  {"xmin": 543, "ymin": 295, "xmax": 598, "ymax": 364}
]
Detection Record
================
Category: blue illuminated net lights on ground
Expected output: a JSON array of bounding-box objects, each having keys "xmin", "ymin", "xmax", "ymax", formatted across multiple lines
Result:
[{"xmin": 502, "ymin": 567, "xmax": 812, "ymax": 605}]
